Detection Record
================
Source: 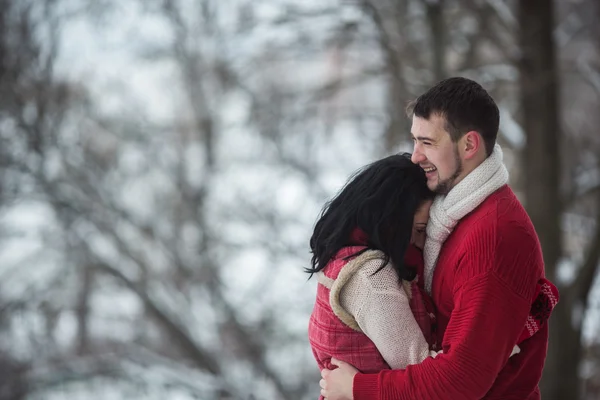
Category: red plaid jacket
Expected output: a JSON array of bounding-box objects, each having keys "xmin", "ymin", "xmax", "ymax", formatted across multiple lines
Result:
[{"xmin": 308, "ymin": 245, "xmax": 391, "ymax": 374}]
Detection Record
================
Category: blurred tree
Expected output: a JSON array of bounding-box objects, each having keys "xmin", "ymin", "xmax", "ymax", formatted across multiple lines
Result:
[{"xmin": 518, "ymin": 1, "xmax": 600, "ymax": 399}]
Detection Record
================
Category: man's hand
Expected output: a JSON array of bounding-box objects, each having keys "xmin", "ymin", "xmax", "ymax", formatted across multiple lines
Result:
[{"xmin": 319, "ymin": 358, "xmax": 359, "ymax": 400}]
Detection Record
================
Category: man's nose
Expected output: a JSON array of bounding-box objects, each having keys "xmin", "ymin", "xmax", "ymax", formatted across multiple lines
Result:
[{"xmin": 411, "ymin": 147, "xmax": 426, "ymax": 164}]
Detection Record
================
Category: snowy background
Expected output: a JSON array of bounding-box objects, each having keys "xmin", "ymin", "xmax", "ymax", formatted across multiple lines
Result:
[{"xmin": 0, "ymin": 0, "xmax": 599, "ymax": 399}]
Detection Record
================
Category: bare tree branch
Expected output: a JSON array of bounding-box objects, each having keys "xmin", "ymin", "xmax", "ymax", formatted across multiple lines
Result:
[
  {"xmin": 94, "ymin": 262, "xmax": 222, "ymax": 375},
  {"xmin": 573, "ymin": 192, "xmax": 600, "ymax": 305}
]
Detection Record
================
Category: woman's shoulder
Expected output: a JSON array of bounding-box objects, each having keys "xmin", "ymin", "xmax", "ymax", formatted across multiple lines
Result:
[{"xmin": 345, "ymin": 252, "xmax": 404, "ymax": 292}]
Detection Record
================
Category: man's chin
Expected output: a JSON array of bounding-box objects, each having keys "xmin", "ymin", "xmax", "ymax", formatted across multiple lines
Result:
[
  {"xmin": 427, "ymin": 181, "xmax": 438, "ymax": 192},
  {"xmin": 434, "ymin": 181, "xmax": 453, "ymax": 195}
]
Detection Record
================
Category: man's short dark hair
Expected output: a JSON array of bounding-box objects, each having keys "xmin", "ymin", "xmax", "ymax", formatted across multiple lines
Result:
[{"xmin": 406, "ymin": 77, "xmax": 499, "ymax": 156}]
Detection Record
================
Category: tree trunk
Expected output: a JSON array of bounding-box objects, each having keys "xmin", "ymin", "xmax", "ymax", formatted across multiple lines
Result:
[
  {"xmin": 360, "ymin": 0, "xmax": 411, "ymax": 151},
  {"xmin": 425, "ymin": 0, "xmax": 446, "ymax": 83},
  {"xmin": 548, "ymin": 294, "xmax": 584, "ymax": 399},
  {"xmin": 76, "ymin": 264, "xmax": 93, "ymax": 355},
  {"xmin": 518, "ymin": 1, "xmax": 575, "ymax": 398}
]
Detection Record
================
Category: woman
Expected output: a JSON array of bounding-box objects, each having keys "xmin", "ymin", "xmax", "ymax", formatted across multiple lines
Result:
[{"xmin": 307, "ymin": 153, "xmax": 437, "ymax": 375}]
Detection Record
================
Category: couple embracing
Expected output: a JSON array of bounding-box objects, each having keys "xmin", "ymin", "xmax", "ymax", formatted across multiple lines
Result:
[{"xmin": 307, "ymin": 77, "xmax": 558, "ymax": 400}]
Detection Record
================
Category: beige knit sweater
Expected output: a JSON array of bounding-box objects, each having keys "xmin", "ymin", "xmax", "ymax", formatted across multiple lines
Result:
[{"xmin": 318, "ymin": 250, "xmax": 439, "ymax": 369}]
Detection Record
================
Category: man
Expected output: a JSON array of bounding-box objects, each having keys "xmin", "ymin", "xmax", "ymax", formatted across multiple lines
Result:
[{"xmin": 319, "ymin": 77, "xmax": 552, "ymax": 400}]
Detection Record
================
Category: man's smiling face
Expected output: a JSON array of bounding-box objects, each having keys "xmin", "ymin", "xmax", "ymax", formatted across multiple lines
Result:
[{"xmin": 410, "ymin": 114, "xmax": 463, "ymax": 194}]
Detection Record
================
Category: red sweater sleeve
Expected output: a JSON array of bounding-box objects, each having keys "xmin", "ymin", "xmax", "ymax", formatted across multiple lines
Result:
[{"xmin": 353, "ymin": 213, "xmax": 543, "ymax": 400}]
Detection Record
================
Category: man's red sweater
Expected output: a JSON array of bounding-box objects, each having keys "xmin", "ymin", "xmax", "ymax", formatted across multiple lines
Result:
[{"xmin": 353, "ymin": 185, "xmax": 548, "ymax": 400}]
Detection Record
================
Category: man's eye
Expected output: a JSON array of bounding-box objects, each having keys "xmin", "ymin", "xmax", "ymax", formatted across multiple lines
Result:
[{"xmin": 415, "ymin": 228, "xmax": 426, "ymax": 234}]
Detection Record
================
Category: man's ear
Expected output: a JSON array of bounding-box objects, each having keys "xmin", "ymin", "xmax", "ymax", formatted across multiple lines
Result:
[{"xmin": 461, "ymin": 131, "xmax": 482, "ymax": 160}]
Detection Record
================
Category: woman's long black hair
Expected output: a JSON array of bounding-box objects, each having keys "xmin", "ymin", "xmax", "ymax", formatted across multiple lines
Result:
[{"xmin": 307, "ymin": 153, "xmax": 433, "ymax": 281}]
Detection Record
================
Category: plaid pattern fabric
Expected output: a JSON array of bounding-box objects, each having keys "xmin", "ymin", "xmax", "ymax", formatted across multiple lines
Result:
[
  {"xmin": 308, "ymin": 245, "xmax": 391, "ymax": 374},
  {"xmin": 404, "ymin": 245, "xmax": 437, "ymax": 348},
  {"xmin": 408, "ymin": 280, "xmax": 437, "ymax": 348}
]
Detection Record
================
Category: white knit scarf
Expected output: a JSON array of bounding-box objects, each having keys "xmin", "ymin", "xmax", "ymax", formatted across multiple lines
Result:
[{"xmin": 423, "ymin": 144, "xmax": 509, "ymax": 293}]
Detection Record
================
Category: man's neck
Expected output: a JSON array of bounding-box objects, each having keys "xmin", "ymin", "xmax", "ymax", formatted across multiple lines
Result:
[{"xmin": 447, "ymin": 152, "xmax": 488, "ymax": 193}]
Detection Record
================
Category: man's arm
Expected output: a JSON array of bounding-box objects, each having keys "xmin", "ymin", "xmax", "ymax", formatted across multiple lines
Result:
[
  {"xmin": 352, "ymin": 271, "xmax": 532, "ymax": 400},
  {"xmin": 323, "ymin": 225, "xmax": 542, "ymax": 400}
]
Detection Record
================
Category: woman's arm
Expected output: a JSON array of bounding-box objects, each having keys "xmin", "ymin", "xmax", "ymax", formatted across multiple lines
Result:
[{"xmin": 339, "ymin": 259, "xmax": 437, "ymax": 369}]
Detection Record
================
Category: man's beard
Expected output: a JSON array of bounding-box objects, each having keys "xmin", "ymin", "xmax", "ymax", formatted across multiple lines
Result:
[{"xmin": 434, "ymin": 146, "xmax": 463, "ymax": 195}]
